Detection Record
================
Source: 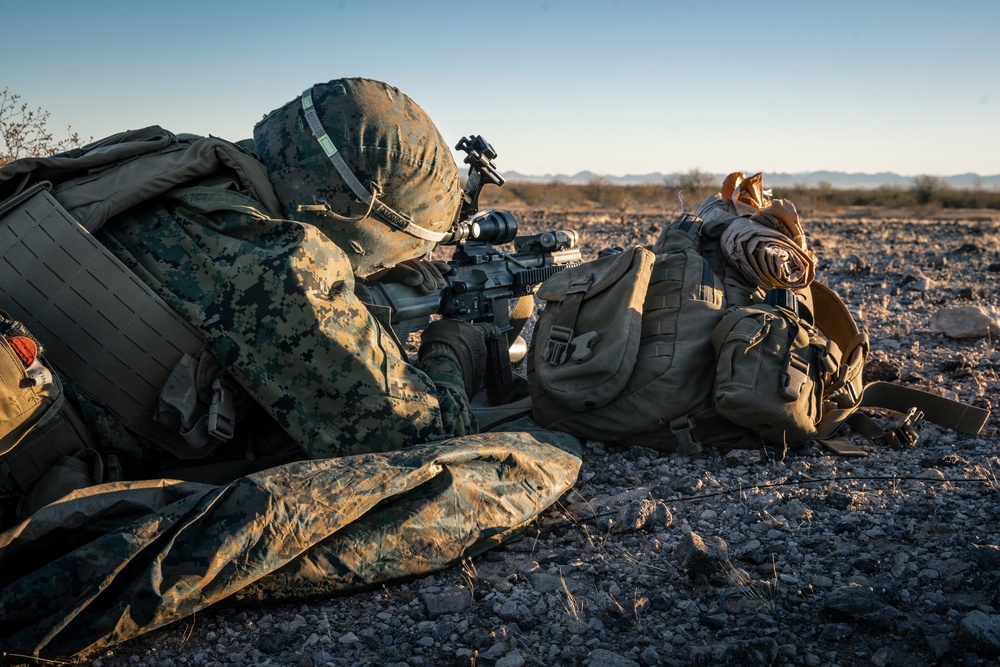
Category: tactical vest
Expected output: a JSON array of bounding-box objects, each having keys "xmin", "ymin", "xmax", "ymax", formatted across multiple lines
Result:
[{"xmin": 0, "ymin": 129, "xmax": 282, "ymax": 467}]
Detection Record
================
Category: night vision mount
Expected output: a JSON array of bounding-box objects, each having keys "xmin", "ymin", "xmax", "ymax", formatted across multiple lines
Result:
[{"xmin": 456, "ymin": 135, "xmax": 505, "ymax": 221}]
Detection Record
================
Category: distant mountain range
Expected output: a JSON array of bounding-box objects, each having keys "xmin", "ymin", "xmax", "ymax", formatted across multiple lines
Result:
[{"xmin": 502, "ymin": 170, "xmax": 1000, "ymax": 190}]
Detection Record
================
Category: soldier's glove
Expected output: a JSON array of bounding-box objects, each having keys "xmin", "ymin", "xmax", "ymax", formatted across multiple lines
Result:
[
  {"xmin": 418, "ymin": 319, "xmax": 503, "ymax": 398},
  {"xmin": 380, "ymin": 259, "xmax": 451, "ymax": 295}
]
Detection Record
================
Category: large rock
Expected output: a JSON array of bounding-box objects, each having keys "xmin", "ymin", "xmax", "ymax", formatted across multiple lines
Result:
[
  {"xmin": 929, "ymin": 305, "xmax": 1000, "ymax": 339},
  {"xmin": 676, "ymin": 531, "xmax": 729, "ymax": 575},
  {"xmin": 613, "ymin": 498, "xmax": 672, "ymax": 533},
  {"xmin": 959, "ymin": 611, "xmax": 1000, "ymax": 659},
  {"xmin": 819, "ymin": 585, "xmax": 900, "ymax": 629}
]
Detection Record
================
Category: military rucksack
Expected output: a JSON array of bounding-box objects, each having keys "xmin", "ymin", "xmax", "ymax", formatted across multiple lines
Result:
[{"xmin": 528, "ymin": 213, "xmax": 990, "ymax": 454}]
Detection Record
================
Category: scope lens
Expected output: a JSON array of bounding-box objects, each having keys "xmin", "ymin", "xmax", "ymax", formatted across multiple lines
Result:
[{"xmin": 470, "ymin": 210, "xmax": 518, "ymax": 245}]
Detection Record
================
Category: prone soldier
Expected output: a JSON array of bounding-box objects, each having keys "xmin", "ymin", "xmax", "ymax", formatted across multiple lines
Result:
[{"xmin": 0, "ymin": 77, "xmax": 522, "ymax": 520}]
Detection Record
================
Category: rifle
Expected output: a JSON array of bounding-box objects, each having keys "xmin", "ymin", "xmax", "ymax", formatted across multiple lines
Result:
[{"xmin": 364, "ymin": 209, "xmax": 582, "ymax": 405}]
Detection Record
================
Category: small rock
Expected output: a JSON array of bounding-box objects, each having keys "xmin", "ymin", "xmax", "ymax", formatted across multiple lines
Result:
[
  {"xmin": 819, "ymin": 585, "xmax": 900, "ymax": 629},
  {"xmin": 421, "ymin": 585, "xmax": 471, "ymax": 619},
  {"xmin": 845, "ymin": 255, "xmax": 868, "ymax": 273},
  {"xmin": 499, "ymin": 600, "xmax": 518, "ymax": 621},
  {"xmin": 528, "ymin": 572, "xmax": 563, "ymax": 594},
  {"xmin": 480, "ymin": 642, "xmax": 509, "ymax": 660},
  {"xmin": 587, "ymin": 647, "xmax": 640, "ymax": 667},
  {"xmin": 639, "ymin": 646, "xmax": 661, "ymax": 666},
  {"xmin": 432, "ymin": 619, "xmax": 454, "ymax": 642},
  {"xmin": 495, "ymin": 650, "xmax": 526, "ymax": 667},
  {"xmin": 901, "ymin": 272, "xmax": 933, "ymax": 291},
  {"xmin": 281, "ymin": 614, "xmax": 308, "ymax": 633},
  {"xmin": 725, "ymin": 448, "xmax": 761, "ymax": 467},
  {"xmin": 689, "ymin": 638, "xmax": 780, "ymax": 666},
  {"xmin": 969, "ymin": 544, "xmax": 1000, "ymax": 570},
  {"xmin": 613, "ymin": 498, "xmax": 672, "ymax": 533},
  {"xmin": 825, "ymin": 492, "xmax": 854, "ymax": 511},
  {"xmin": 871, "ymin": 647, "xmax": 894, "ymax": 667}
]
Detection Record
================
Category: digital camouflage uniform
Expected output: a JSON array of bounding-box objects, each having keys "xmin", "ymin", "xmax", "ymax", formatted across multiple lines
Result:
[
  {"xmin": 99, "ymin": 181, "xmax": 475, "ymax": 459},
  {"xmin": 97, "ymin": 78, "xmax": 478, "ymax": 459}
]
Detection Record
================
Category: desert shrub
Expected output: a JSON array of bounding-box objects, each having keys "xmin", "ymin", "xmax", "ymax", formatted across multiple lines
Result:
[
  {"xmin": 483, "ymin": 179, "xmax": 1000, "ymax": 214},
  {"xmin": 911, "ymin": 175, "xmax": 949, "ymax": 205},
  {"xmin": 0, "ymin": 87, "xmax": 88, "ymax": 166}
]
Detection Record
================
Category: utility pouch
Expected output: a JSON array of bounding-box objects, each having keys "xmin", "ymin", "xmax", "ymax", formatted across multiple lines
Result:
[
  {"xmin": 0, "ymin": 310, "xmax": 95, "ymax": 504},
  {"xmin": 529, "ymin": 246, "xmax": 655, "ymax": 412},
  {"xmin": 711, "ymin": 301, "xmax": 834, "ymax": 447},
  {"xmin": 0, "ymin": 327, "xmax": 60, "ymax": 456}
]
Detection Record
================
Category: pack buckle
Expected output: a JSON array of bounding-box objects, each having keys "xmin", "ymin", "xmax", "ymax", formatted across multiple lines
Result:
[
  {"xmin": 885, "ymin": 407, "xmax": 924, "ymax": 449},
  {"xmin": 670, "ymin": 415, "xmax": 703, "ymax": 455},
  {"xmin": 208, "ymin": 375, "xmax": 237, "ymax": 441},
  {"xmin": 543, "ymin": 325, "xmax": 574, "ymax": 366},
  {"xmin": 780, "ymin": 353, "xmax": 810, "ymax": 401}
]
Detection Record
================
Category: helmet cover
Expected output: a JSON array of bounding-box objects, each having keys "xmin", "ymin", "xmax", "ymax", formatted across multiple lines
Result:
[{"xmin": 253, "ymin": 78, "xmax": 461, "ymax": 276}]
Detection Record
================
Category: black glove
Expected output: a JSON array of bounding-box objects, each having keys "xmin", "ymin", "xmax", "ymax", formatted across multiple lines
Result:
[
  {"xmin": 380, "ymin": 259, "xmax": 451, "ymax": 295},
  {"xmin": 418, "ymin": 320, "xmax": 502, "ymax": 398}
]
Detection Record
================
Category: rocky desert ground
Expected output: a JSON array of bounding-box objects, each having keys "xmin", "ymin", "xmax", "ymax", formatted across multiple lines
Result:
[{"xmin": 7, "ymin": 205, "xmax": 1000, "ymax": 667}]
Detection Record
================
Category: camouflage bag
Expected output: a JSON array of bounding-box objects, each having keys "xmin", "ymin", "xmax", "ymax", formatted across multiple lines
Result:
[{"xmin": 529, "ymin": 213, "xmax": 990, "ymax": 454}]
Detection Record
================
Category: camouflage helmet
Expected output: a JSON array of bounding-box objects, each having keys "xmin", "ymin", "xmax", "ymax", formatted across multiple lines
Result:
[{"xmin": 253, "ymin": 78, "xmax": 462, "ymax": 277}]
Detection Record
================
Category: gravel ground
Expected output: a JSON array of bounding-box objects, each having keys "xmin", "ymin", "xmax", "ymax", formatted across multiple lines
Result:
[{"xmin": 13, "ymin": 207, "xmax": 1000, "ymax": 667}]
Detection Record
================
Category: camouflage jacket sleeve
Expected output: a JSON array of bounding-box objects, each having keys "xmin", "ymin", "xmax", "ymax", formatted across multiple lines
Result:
[{"xmin": 98, "ymin": 185, "xmax": 477, "ymax": 458}]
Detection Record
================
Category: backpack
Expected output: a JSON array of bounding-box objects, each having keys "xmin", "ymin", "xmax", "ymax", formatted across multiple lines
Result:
[
  {"xmin": 0, "ymin": 128, "xmax": 280, "ymax": 462},
  {"xmin": 528, "ymin": 213, "xmax": 990, "ymax": 454}
]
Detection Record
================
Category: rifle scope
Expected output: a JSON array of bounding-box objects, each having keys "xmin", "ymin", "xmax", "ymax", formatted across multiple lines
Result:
[{"xmin": 444, "ymin": 209, "xmax": 518, "ymax": 246}]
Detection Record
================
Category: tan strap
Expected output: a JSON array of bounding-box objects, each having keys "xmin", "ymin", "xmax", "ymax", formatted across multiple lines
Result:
[
  {"xmin": 820, "ymin": 380, "xmax": 989, "ymax": 444},
  {"xmin": 810, "ymin": 281, "xmax": 860, "ymax": 351},
  {"xmin": 507, "ymin": 294, "xmax": 535, "ymax": 347},
  {"xmin": 859, "ymin": 381, "xmax": 990, "ymax": 435}
]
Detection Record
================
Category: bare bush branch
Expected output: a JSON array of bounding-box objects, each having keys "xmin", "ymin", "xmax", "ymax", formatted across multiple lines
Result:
[{"xmin": 0, "ymin": 87, "xmax": 89, "ymax": 166}]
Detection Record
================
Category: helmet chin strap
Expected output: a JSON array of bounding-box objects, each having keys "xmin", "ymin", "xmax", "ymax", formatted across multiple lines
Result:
[{"xmin": 300, "ymin": 88, "xmax": 448, "ymax": 243}]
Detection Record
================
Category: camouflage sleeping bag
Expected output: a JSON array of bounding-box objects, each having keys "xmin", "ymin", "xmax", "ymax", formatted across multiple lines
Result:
[{"xmin": 0, "ymin": 420, "xmax": 581, "ymax": 660}]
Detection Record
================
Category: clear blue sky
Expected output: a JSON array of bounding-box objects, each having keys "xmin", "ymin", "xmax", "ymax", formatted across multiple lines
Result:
[{"xmin": 3, "ymin": 0, "xmax": 998, "ymax": 178}]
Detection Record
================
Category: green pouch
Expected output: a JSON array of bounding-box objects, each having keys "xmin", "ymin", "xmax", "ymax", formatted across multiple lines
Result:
[
  {"xmin": 529, "ymin": 246, "xmax": 656, "ymax": 412},
  {"xmin": 711, "ymin": 303, "xmax": 830, "ymax": 447}
]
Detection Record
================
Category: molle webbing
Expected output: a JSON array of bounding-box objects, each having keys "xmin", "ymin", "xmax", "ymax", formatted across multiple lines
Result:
[{"xmin": 0, "ymin": 188, "xmax": 205, "ymax": 456}]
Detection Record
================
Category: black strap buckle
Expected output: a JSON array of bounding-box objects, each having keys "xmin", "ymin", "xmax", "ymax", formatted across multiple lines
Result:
[
  {"xmin": 885, "ymin": 407, "xmax": 924, "ymax": 449},
  {"xmin": 542, "ymin": 325, "xmax": 574, "ymax": 366}
]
